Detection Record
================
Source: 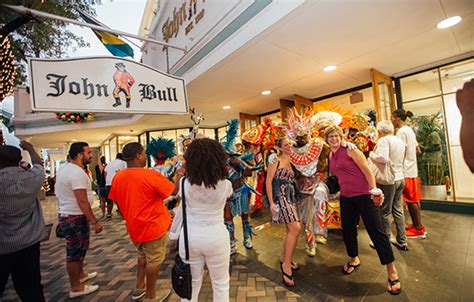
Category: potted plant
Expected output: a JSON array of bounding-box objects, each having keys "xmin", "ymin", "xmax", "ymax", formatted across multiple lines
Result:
[{"xmin": 410, "ymin": 112, "xmax": 449, "ymax": 200}]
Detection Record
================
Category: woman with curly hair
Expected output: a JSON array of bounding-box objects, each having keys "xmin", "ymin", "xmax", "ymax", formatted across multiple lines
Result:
[{"xmin": 170, "ymin": 138, "xmax": 233, "ymax": 302}]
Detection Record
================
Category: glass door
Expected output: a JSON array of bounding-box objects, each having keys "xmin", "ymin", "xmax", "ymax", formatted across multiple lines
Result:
[{"xmin": 371, "ymin": 69, "xmax": 396, "ymax": 121}]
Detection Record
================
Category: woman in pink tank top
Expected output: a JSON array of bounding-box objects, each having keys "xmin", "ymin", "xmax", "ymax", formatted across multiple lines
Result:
[{"xmin": 325, "ymin": 126, "xmax": 402, "ymax": 296}]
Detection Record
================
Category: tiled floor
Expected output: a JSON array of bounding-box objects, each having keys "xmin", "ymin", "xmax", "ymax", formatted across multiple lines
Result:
[{"xmin": 2, "ymin": 196, "xmax": 474, "ymax": 301}]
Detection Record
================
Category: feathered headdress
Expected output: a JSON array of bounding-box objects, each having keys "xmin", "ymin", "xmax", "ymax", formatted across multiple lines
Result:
[
  {"xmin": 146, "ymin": 137, "xmax": 176, "ymax": 164},
  {"xmin": 311, "ymin": 111, "xmax": 343, "ymax": 131},
  {"xmin": 285, "ymin": 107, "xmax": 312, "ymax": 139},
  {"xmin": 221, "ymin": 119, "xmax": 240, "ymax": 156}
]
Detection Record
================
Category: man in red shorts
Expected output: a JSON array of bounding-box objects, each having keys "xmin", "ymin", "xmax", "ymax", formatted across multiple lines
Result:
[{"xmin": 392, "ymin": 110, "xmax": 426, "ymax": 239}]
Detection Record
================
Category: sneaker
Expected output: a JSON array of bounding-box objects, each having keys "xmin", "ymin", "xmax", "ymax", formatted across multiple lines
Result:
[
  {"xmin": 142, "ymin": 289, "xmax": 171, "ymax": 302},
  {"xmin": 405, "ymin": 224, "xmax": 414, "ymax": 231},
  {"xmin": 243, "ymin": 237, "xmax": 253, "ymax": 249},
  {"xmin": 315, "ymin": 235, "xmax": 327, "ymax": 245},
  {"xmin": 406, "ymin": 227, "xmax": 427, "ymax": 239},
  {"xmin": 131, "ymin": 288, "xmax": 146, "ymax": 300},
  {"xmin": 79, "ymin": 272, "xmax": 97, "ymax": 283},
  {"xmin": 69, "ymin": 284, "xmax": 99, "ymax": 298},
  {"xmin": 106, "ymin": 214, "xmax": 112, "ymax": 220},
  {"xmin": 390, "ymin": 238, "xmax": 409, "ymax": 251}
]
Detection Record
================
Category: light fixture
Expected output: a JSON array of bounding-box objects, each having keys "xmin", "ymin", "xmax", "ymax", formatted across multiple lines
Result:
[
  {"xmin": 323, "ymin": 65, "xmax": 337, "ymax": 72},
  {"xmin": 223, "ymin": 105, "xmax": 231, "ymax": 110},
  {"xmin": 437, "ymin": 16, "xmax": 462, "ymax": 29},
  {"xmin": 261, "ymin": 90, "xmax": 271, "ymax": 95},
  {"xmin": 463, "ymin": 77, "xmax": 473, "ymax": 81}
]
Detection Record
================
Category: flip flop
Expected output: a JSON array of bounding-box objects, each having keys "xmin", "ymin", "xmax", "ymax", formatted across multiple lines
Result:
[
  {"xmin": 280, "ymin": 263, "xmax": 295, "ymax": 287},
  {"xmin": 280, "ymin": 259, "xmax": 300, "ymax": 271},
  {"xmin": 342, "ymin": 262, "xmax": 360, "ymax": 275},
  {"xmin": 387, "ymin": 278, "xmax": 402, "ymax": 295}
]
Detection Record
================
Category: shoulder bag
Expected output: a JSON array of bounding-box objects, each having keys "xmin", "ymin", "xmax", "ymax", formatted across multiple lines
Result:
[
  {"xmin": 368, "ymin": 142, "xmax": 395, "ymax": 185},
  {"xmin": 326, "ymin": 153, "xmax": 340, "ymax": 194},
  {"xmin": 171, "ymin": 177, "xmax": 192, "ymax": 299}
]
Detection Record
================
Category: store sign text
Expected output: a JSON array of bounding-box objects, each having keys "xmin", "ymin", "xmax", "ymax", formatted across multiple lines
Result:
[{"xmin": 161, "ymin": 0, "xmax": 206, "ymax": 50}]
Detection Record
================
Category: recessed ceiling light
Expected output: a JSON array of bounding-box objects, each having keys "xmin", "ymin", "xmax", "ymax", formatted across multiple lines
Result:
[
  {"xmin": 323, "ymin": 65, "xmax": 337, "ymax": 72},
  {"xmin": 463, "ymin": 77, "xmax": 472, "ymax": 81},
  {"xmin": 223, "ymin": 105, "xmax": 231, "ymax": 110},
  {"xmin": 261, "ymin": 90, "xmax": 271, "ymax": 95},
  {"xmin": 437, "ymin": 16, "xmax": 462, "ymax": 29}
]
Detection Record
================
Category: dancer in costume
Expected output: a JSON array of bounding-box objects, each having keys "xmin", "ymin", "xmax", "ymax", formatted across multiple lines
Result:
[
  {"xmin": 146, "ymin": 137, "xmax": 177, "ymax": 179},
  {"xmin": 285, "ymin": 108, "xmax": 327, "ymax": 257},
  {"xmin": 222, "ymin": 119, "xmax": 261, "ymax": 255}
]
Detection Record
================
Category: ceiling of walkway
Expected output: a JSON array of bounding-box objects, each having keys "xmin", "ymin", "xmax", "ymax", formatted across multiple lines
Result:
[{"xmin": 26, "ymin": 0, "xmax": 474, "ymax": 148}]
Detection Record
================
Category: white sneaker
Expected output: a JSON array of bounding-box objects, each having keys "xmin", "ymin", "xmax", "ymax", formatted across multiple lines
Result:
[
  {"xmin": 142, "ymin": 289, "xmax": 171, "ymax": 302},
  {"xmin": 69, "ymin": 284, "xmax": 99, "ymax": 298},
  {"xmin": 80, "ymin": 271, "xmax": 98, "ymax": 283}
]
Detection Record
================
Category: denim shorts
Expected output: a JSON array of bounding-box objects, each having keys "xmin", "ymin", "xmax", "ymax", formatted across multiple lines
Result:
[{"xmin": 58, "ymin": 215, "xmax": 90, "ymax": 262}]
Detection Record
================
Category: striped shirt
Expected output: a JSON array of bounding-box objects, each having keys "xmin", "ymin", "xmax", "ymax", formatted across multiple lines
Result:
[{"xmin": 0, "ymin": 164, "xmax": 46, "ymax": 255}]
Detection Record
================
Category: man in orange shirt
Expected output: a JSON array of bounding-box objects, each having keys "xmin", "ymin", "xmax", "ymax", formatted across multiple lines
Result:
[{"xmin": 109, "ymin": 142, "xmax": 180, "ymax": 302}]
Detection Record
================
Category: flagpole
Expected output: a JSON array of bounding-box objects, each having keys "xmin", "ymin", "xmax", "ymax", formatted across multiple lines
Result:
[{"xmin": 2, "ymin": 4, "xmax": 186, "ymax": 52}]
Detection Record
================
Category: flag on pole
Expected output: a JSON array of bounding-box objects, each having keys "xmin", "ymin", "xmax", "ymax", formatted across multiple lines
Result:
[{"xmin": 77, "ymin": 11, "xmax": 134, "ymax": 58}]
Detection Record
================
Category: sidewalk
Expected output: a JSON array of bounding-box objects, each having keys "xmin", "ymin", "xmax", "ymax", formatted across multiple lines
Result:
[{"xmin": 2, "ymin": 196, "xmax": 474, "ymax": 301}]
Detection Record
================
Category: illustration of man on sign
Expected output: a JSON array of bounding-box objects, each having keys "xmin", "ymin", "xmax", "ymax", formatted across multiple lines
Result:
[{"xmin": 112, "ymin": 63, "xmax": 135, "ymax": 108}]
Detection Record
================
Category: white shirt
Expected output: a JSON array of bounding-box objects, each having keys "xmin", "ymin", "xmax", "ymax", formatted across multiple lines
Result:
[
  {"xmin": 397, "ymin": 125, "xmax": 419, "ymax": 178},
  {"xmin": 370, "ymin": 135, "xmax": 406, "ymax": 181},
  {"xmin": 169, "ymin": 179, "xmax": 233, "ymax": 240},
  {"xmin": 56, "ymin": 163, "xmax": 94, "ymax": 215},
  {"xmin": 105, "ymin": 159, "xmax": 127, "ymax": 186}
]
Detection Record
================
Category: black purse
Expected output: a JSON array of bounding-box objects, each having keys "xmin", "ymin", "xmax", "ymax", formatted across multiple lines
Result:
[
  {"xmin": 171, "ymin": 178, "xmax": 192, "ymax": 300},
  {"xmin": 326, "ymin": 154, "xmax": 340, "ymax": 194},
  {"xmin": 55, "ymin": 223, "xmax": 65, "ymax": 238}
]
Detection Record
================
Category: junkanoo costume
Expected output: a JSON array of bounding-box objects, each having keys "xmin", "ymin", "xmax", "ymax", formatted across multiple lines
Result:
[
  {"xmin": 222, "ymin": 119, "xmax": 261, "ymax": 254},
  {"xmin": 285, "ymin": 109, "xmax": 328, "ymax": 256}
]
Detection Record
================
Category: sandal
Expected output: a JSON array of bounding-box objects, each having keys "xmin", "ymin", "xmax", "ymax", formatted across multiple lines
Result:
[
  {"xmin": 280, "ymin": 263, "xmax": 295, "ymax": 287},
  {"xmin": 280, "ymin": 259, "xmax": 300, "ymax": 271},
  {"xmin": 342, "ymin": 262, "xmax": 360, "ymax": 275},
  {"xmin": 387, "ymin": 278, "xmax": 402, "ymax": 295}
]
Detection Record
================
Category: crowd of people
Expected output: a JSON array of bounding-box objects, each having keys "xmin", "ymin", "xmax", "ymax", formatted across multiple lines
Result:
[{"xmin": 1, "ymin": 79, "xmax": 473, "ymax": 301}]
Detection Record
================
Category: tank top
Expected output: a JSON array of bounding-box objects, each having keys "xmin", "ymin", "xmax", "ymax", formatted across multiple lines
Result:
[{"xmin": 329, "ymin": 146, "xmax": 371, "ymax": 198}]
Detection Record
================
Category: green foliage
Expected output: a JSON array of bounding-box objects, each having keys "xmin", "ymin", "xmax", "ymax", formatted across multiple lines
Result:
[
  {"xmin": 0, "ymin": 0, "xmax": 97, "ymax": 84},
  {"xmin": 409, "ymin": 112, "xmax": 449, "ymax": 185}
]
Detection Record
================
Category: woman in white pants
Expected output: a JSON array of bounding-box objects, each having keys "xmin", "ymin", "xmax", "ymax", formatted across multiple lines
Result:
[{"xmin": 170, "ymin": 138, "xmax": 233, "ymax": 302}]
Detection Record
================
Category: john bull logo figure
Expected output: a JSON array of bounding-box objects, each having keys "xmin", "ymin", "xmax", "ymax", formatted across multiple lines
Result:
[
  {"xmin": 112, "ymin": 63, "xmax": 135, "ymax": 108},
  {"xmin": 44, "ymin": 62, "xmax": 179, "ymax": 110}
]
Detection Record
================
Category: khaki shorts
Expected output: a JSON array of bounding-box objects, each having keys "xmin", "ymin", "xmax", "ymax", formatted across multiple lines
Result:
[{"xmin": 133, "ymin": 235, "xmax": 168, "ymax": 265}]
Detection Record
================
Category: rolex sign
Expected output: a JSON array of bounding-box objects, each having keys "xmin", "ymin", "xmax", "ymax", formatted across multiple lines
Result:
[{"xmin": 28, "ymin": 57, "xmax": 188, "ymax": 114}]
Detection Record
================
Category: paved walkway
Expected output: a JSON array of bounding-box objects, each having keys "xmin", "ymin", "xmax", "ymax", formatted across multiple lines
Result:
[{"xmin": 2, "ymin": 196, "xmax": 474, "ymax": 301}]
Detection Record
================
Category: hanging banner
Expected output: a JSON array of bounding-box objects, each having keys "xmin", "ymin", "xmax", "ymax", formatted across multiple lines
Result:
[{"xmin": 28, "ymin": 57, "xmax": 188, "ymax": 114}]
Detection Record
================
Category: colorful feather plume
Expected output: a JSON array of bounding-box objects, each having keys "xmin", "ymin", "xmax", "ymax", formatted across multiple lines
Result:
[{"xmin": 146, "ymin": 137, "xmax": 176, "ymax": 162}]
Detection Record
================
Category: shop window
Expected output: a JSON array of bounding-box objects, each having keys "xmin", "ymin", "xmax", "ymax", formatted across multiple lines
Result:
[
  {"xmin": 440, "ymin": 59, "xmax": 474, "ymax": 95},
  {"xmin": 442, "ymin": 93, "xmax": 474, "ymax": 202},
  {"xmin": 217, "ymin": 126, "xmax": 227, "ymax": 141},
  {"xmin": 176, "ymin": 128, "xmax": 189, "ymax": 155},
  {"xmin": 260, "ymin": 111, "xmax": 282, "ymax": 123},
  {"xmin": 400, "ymin": 70, "xmax": 441, "ymax": 102},
  {"xmin": 118, "ymin": 135, "xmax": 138, "ymax": 152},
  {"xmin": 403, "ymin": 97, "xmax": 452, "ymax": 202}
]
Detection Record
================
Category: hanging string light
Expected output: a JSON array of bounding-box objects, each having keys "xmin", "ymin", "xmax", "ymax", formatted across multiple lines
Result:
[{"xmin": 0, "ymin": 35, "xmax": 16, "ymax": 102}]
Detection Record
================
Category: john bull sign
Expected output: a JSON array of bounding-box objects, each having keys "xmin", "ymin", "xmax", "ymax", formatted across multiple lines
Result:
[{"xmin": 28, "ymin": 57, "xmax": 188, "ymax": 114}]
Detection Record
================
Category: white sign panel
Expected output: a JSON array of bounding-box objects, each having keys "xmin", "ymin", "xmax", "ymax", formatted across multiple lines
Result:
[{"xmin": 29, "ymin": 57, "xmax": 188, "ymax": 114}]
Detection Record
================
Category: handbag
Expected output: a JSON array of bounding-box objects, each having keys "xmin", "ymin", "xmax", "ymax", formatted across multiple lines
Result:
[
  {"xmin": 368, "ymin": 143, "xmax": 395, "ymax": 185},
  {"xmin": 326, "ymin": 154, "xmax": 340, "ymax": 194},
  {"xmin": 55, "ymin": 223, "xmax": 65, "ymax": 238},
  {"xmin": 171, "ymin": 177, "xmax": 192, "ymax": 300}
]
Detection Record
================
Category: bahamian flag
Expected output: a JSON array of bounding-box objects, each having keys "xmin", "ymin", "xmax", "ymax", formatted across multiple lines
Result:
[{"xmin": 77, "ymin": 10, "xmax": 134, "ymax": 58}]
